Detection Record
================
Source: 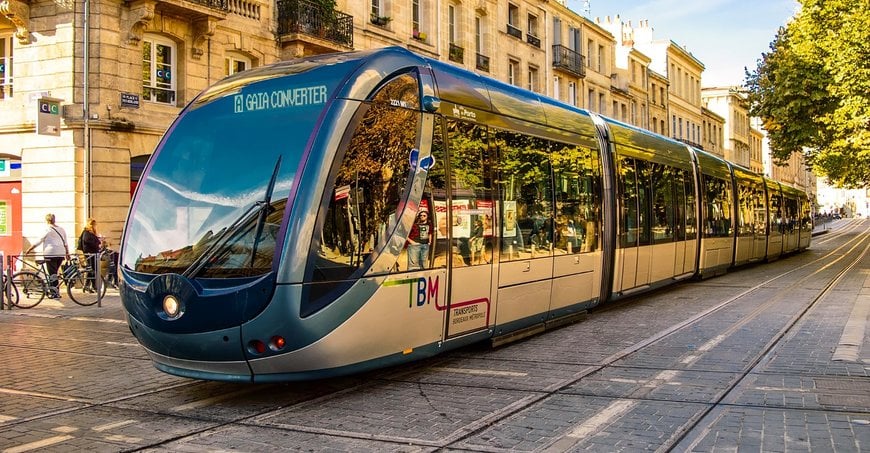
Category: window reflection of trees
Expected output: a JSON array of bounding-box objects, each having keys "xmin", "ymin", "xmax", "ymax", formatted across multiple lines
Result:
[
  {"xmin": 494, "ymin": 130, "xmax": 553, "ymax": 261},
  {"xmin": 313, "ymin": 76, "xmax": 421, "ymax": 281},
  {"xmin": 447, "ymin": 120, "xmax": 492, "ymax": 267},
  {"xmin": 552, "ymin": 142, "xmax": 601, "ymax": 254},
  {"xmin": 704, "ymin": 176, "xmax": 732, "ymax": 237}
]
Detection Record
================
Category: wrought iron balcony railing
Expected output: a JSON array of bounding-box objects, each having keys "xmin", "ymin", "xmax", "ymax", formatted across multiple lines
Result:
[
  {"xmin": 277, "ymin": 0, "xmax": 354, "ymax": 49},
  {"xmin": 449, "ymin": 43, "xmax": 464, "ymax": 64},
  {"xmin": 476, "ymin": 53, "xmax": 490, "ymax": 72},
  {"xmin": 526, "ymin": 33, "xmax": 540, "ymax": 48},
  {"xmin": 506, "ymin": 23, "xmax": 522, "ymax": 39},
  {"xmin": 186, "ymin": 0, "xmax": 229, "ymax": 11},
  {"xmin": 552, "ymin": 44, "xmax": 586, "ymax": 78}
]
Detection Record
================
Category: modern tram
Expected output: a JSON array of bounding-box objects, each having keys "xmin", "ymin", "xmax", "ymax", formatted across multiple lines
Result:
[{"xmin": 120, "ymin": 47, "xmax": 812, "ymax": 382}]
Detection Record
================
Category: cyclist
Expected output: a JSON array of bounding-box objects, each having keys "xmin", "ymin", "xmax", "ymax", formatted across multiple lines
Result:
[{"xmin": 25, "ymin": 213, "xmax": 70, "ymax": 299}]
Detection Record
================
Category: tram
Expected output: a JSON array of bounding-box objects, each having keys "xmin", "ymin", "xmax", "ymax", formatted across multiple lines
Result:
[{"xmin": 120, "ymin": 47, "xmax": 812, "ymax": 382}]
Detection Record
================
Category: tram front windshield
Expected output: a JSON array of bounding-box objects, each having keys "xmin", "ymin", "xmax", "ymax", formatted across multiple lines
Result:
[{"xmin": 122, "ymin": 60, "xmax": 348, "ymax": 278}]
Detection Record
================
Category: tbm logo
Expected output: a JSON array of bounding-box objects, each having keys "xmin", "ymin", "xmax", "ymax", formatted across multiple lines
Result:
[{"xmin": 386, "ymin": 276, "xmax": 440, "ymax": 308}]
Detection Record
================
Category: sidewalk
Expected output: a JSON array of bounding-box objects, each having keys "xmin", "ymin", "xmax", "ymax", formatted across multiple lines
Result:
[{"xmin": 1, "ymin": 287, "xmax": 127, "ymax": 322}]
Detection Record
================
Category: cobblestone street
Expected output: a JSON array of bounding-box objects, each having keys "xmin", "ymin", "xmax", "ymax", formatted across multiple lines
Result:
[{"xmin": 0, "ymin": 220, "xmax": 868, "ymax": 452}]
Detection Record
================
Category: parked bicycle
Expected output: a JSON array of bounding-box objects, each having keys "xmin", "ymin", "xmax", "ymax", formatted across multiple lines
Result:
[{"xmin": 10, "ymin": 254, "xmax": 107, "ymax": 308}]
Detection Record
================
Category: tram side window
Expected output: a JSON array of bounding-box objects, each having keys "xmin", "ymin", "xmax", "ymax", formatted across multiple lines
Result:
[
  {"xmin": 769, "ymin": 190, "xmax": 784, "ymax": 234},
  {"xmin": 752, "ymin": 185, "xmax": 768, "ymax": 235},
  {"xmin": 800, "ymin": 197, "xmax": 813, "ymax": 233},
  {"xmin": 703, "ymin": 175, "xmax": 732, "ymax": 238},
  {"xmin": 673, "ymin": 170, "xmax": 687, "ymax": 241},
  {"xmin": 425, "ymin": 116, "xmax": 450, "ymax": 270},
  {"xmin": 651, "ymin": 163, "xmax": 675, "ymax": 244},
  {"xmin": 619, "ymin": 157, "xmax": 639, "ymax": 247},
  {"xmin": 636, "ymin": 160, "xmax": 651, "ymax": 246},
  {"xmin": 311, "ymin": 102, "xmax": 421, "ymax": 282},
  {"xmin": 495, "ymin": 130, "xmax": 553, "ymax": 261},
  {"xmin": 736, "ymin": 183, "xmax": 754, "ymax": 237},
  {"xmin": 783, "ymin": 196, "xmax": 798, "ymax": 233},
  {"xmin": 445, "ymin": 119, "xmax": 493, "ymax": 267},
  {"xmin": 684, "ymin": 170, "xmax": 697, "ymax": 240},
  {"xmin": 552, "ymin": 141, "xmax": 602, "ymax": 254}
]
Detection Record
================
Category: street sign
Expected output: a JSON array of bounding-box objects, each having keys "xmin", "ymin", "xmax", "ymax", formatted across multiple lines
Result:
[
  {"xmin": 121, "ymin": 92, "xmax": 140, "ymax": 108},
  {"xmin": 37, "ymin": 97, "xmax": 62, "ymax": 136}
]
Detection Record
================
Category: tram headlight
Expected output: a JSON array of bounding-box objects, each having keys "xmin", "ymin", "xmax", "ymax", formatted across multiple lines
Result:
[{"xmin": 162, "ymin": 295, "xmax": 182, "ymax": 318}]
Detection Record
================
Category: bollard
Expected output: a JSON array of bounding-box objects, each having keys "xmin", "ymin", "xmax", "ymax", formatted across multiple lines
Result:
[
  {"xmin": 96, "ymin": 252, "xmax": 102, "ymax": 308},
  {"xmin": 1, "ymin": 252, "xmax": 4, "ymax": 310}
]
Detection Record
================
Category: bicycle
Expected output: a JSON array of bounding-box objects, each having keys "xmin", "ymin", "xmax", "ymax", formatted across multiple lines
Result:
[{"xmin": 10, "ymin": 254, "xmax": 107, "ymax": 308}]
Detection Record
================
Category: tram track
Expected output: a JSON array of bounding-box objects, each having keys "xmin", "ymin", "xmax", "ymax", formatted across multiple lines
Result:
[
  {"xmin": 422, "ymin": 224, "xmax": 870, "ymax": 452},
  {"xmin": 1, "ymin": 225, "xmax": 865, "ymax": 452}
]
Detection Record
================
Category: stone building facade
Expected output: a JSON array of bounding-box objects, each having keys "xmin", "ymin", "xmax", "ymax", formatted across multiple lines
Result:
[{"xmin": 0, "ymin": 0, "xmax": 806, "ymax": 256}]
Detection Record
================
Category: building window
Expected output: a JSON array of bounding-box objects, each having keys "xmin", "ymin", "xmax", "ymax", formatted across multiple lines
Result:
[
  {"xmin": 527, "ymin": 13, "xmax": 538, "ymax": 37},
  {"xmin": 412, "ymin": 0, "xmax": 422, "ymax": 35},
  {"xmin": 0, "ymin": 35, "xmax": 12, "ymax": 99},
  {"xmin": 553, "ymin": 75, "xmax": 560, "ymax": 100},
  {"xmin": 588, "ymin": 89, "xmax": 594, "ymax": 110},
  {"xmin": 508, "ymin": 3, "xmax": 519, "ymax": 27},
  {"xmin": 568, "ymin": 81, "xmax": 576, "ymax": 106},
  {"xmin": 527, "ymin": 65, "xmax": 538, "ymax": 92},
  {"xmin": 598, "ymin": 93, "xmax": 605, "ymax": 113},
  {"xmin": 587, "ymin": 39, "xmax": 594, "ymax": 68},
  {"xmin": 224, "ymin": 53, "xmax": 252, "ymax": 77},
  {"xmin": 475, "ymin": 16, "xmax": 483, "ymax": 53},
  {"xmin": 372, "ymin": 0, "xmax": 385, "ymax": 18},
  {"xmin": 508, "ymin": 59, "xmax": 519, "ymax": 85},
  {"xmin": 142, "ymin": 35, "xmax": 177, "ymax": 105},
  {"xmin": 597, "ymin": 44, "xmax": 604, "ymax": 72},
  {"xmin": 447, "ymin": 4, "xmax": 456, "ymax": 44}
]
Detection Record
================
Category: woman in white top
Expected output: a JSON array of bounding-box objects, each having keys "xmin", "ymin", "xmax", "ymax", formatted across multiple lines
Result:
[{"xmin": 25, "ymin": 213, "xmax": 70, "ymax": 298}]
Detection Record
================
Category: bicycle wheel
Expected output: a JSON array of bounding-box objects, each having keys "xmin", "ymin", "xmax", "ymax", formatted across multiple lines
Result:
[
  {"xmin": 12, "ymin": 271, "xmax": 46, "ymax": 308},
  {"xmin": 66, "ymin": 272, "xmax": 107, "ymax": 306},
  {"xmin": 2, "ymin": 274, "xmax": 19, "ymax": 307}
]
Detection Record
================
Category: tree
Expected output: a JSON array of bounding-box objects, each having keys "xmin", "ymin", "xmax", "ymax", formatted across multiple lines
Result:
[{"xmin": 744, "ymin": 0, "xmax": 870, "ymax": 188}]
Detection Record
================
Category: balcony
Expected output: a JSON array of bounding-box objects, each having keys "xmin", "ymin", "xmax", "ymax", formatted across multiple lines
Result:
[
  {"xmin": 149, "ymin": 0, "xmax": 229, "ymax": 19},
  {"xmin": 449, "ymin": 43, "xmax": 464, "ymax": 64},
  {"xmin": 552, "ymin": 45, "xmax": 585, "ymax": 78},
  {"xmin": 476, "ymin": 53, "xmax": 490, "ymax": 72},
  {"xmin": 675, "ymin": 138, "xmax": 703, "ymax": 150},
  {"xmin": 506, "ymin": 23, "xmax": 522, "ymax": 39},
  {"xmin": 526, "ymin": 33, "xmax": 540, "ymax": 48},
  {"xmin": 277, "ymin": 0, "xmax": 354, "ymax": 52}
]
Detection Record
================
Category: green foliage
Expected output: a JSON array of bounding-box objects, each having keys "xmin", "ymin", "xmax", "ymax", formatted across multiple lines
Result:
[{"xmin": 744, "ymin": 0, "xmax": 870, "ymax": 188}]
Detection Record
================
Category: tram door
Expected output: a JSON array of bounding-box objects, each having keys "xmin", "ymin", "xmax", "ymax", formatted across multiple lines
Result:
[{"xmin": 441, "ymin": 119, "xmax": 494, "ymax": 339}]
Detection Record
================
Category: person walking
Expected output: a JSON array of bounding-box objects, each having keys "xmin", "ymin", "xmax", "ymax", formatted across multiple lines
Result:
[
  {"xmin": 78, "ymin": 218, "xmax": 101, "ymax": 292},
  {"xmin": 25, "ymin": 213, "xmax": 70, "ymax": 298}
]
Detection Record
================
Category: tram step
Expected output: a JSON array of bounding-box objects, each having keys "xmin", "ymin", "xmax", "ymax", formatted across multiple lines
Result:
[{"xmin": 491, "ymin": 311, "xmax": 587, "ymax": 348}]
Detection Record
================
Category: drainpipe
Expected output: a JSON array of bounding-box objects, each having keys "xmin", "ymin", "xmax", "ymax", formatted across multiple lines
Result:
[{"xmin": 83, "ymin": 0, "xmax": 91, "ymax": 219}]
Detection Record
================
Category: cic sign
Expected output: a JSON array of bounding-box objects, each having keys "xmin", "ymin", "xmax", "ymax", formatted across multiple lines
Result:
[{"xmin": 37, "ymin": 97, "xmax": 63, "ymax": 136}]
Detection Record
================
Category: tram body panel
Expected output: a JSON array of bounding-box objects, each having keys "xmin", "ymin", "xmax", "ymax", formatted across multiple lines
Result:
[
  {"xmin": 247, "ymin": 273, "xmax": 447, "ymax": 375},
  {"xmin": 649, "ymin": 242, "xmax": 677, "ymax": 283},
  {"xmin": 550, "ymin": 251, "xmax": 602, "ymax": 310},
  {"xmin": 447, "ymin": 264, "xmax": 494, "ymax": 337},
  {"xmin": 494, "ymin": 280, "xmax": 552, "ymax": 327},
  {"xmin": 551, "ymin": 271, "xmax": 596, "ymax": 311}
]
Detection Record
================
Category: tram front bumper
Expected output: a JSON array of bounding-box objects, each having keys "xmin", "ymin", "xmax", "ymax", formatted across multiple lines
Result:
[{"xmin": 126, "ymin": 313, "xmax": 252, "ymax": 382}]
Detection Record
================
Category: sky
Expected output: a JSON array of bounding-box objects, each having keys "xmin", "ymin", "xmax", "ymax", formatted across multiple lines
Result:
[{"xmin": 565, "ymin": 0, "xmax": 799, "ymax": 87}]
